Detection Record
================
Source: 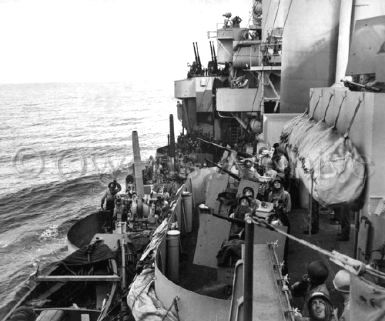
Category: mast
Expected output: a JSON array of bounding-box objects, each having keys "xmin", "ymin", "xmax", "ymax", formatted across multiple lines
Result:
[
  {"xmin": 334, "ymin": 0, "xmax": 354, "ymax": 86},
  {"xmin": 169, "ymin": 114, "xmax": 176, "ymax": 174},
  {"xmin": 132, "ymin": 131, "xmax": 144, "ymax": 198}
]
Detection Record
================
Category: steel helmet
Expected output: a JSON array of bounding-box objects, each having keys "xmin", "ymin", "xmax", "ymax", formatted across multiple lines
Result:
[
  {"xmin": 333, "ymin": 270, "xmax": 350, "ymax": 293},
  {"xmin": 307, "ymin": 291, "xmax": 334, "ymax": 321},
  {"xmin": 307, "ymin": 260, "xmax": 329, "ymax": 285},
  {"xmin": 273, "ymin": 176, "xmax": 282, "ymax": 184}
]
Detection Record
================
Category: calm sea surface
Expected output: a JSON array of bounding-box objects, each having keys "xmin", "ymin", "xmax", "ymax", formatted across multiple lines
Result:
[{"xmin": 0, "ymin": 82, "xmax": 177, "ymax": 315}]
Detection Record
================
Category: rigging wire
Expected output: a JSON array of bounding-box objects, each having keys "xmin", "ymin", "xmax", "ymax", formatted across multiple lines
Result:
[
  {"xmin": 272, "ymin": 0, "xmax": 281, "ymax": 30},
  {"xmin": 248, "ymin": 216, "xmax": 385, "ymax": 281},
  {"xmin": 263, "ymin": 0, "xmax": 272, "ymax": 30},
  {"xmin": 282, "ymin": 0, "xmax": 293, "ymax": 30}
]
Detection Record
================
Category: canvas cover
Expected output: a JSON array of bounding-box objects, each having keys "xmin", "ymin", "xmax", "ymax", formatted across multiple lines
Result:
[
  {"xmin": 350, "ymin": 275, "xmax": 385, "ymax": 321},
  {"xmin": 280, "ymin": 112, "xmax": 366, "ymax": 206},
  {"xmin": 62, "ymin": 242, "xmax": 114, "ymax": 266},
  {"xmin": 127, "ymin": 218, "xmax": 179, "ymax": 321},
  {"xmin": 127, "ymin": 268, "xmax": 178, "ymax": 321}
]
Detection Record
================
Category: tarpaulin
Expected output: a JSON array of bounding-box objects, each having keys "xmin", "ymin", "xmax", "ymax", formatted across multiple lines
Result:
[
  {"xmin": 62, "ymin": 242, "xmax": 114, "ymax": 266},
  {"xmin": 350, "ymin": 275, "xmax": 385, "ymax": 321},
  {"xmin": 280, "ymin": 110, "xmax": 366, "ymax": 206},
  {"xmin": 139, "ymin": 219, "xmax": 169, "ymax": 262},
  {"xmin": 127, "ymin": 268, "xmax": 178, "ymax": 321}
]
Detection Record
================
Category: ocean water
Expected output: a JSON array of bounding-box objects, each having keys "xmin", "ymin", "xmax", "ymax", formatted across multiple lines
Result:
[{"xmin": 0, "ymin": 82, "xmax": 177, "ymax": 314}]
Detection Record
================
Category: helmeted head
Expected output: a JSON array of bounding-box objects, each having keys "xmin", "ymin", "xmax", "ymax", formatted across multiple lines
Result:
[
  {"xmin": 307, "ymin": 260, "xmax": 329, "ymax": 286},
  {"xmin": 239, "ymin": 195, "xmax": 251, "ymax": 207},
  {"xmin": 333, "ymin": 270, "xmax": 350, "ymax": 293},
  {"xmin": 259, "ymin": 146, "xmax": 268, "ymax": 155},
  {"xmin": 307, "ymin": 292, "xmax": 334, "ymax": 321},
  {"xmin": 272, "ymin": 177, "xmax": 283, "ymax": 190},
  {"xmin": 242, "ymin": 186, "xmax": 254, "ymax": 199},
  {"xmin": 108, "ymin": 179, "xmax": 117, "ymax": 189},
  {"xmin": 244, "ymin": 159, "xmax": 253, "ymax": 169},
  {"xmin": 126, "ymin": 174, "xmax": 134, "ymax": 184}
]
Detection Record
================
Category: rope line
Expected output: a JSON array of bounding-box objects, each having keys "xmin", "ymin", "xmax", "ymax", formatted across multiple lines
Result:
[
  {"xmin": 323, "ymin": 92, "xmax": 334, "ymax": 121},
  {"xmin": 263, "ymin": 0, "xmax": 272, "ymax": 30},
  {"xmin": 282, "ymin": 0, "xmax": 293, "ymax": 30},
  {"xmin": 248, "ymin": 217, "xmax": 385, "ymax": 280},
  {"xmin": 346, "ymin": 96, "xmax": 363, "ymax": 135},
  {"xmin": 333, "ymin": 92, "xmax": 347, "ymax": 129},
  {"xmin": 272, "ymin": 0, "xmax": 281, "ymax": 29}
]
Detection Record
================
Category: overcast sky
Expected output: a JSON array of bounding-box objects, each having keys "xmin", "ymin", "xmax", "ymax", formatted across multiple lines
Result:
[{"xmin": 0, "ymin": 0, "xmax": 251, "ymax": 84}]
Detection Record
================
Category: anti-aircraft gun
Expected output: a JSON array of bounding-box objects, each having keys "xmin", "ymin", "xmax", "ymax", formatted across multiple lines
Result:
[
  {"xmin": 187, "ymin": 42, "xmax": 204, "ymax": 77},
  {"xmin": 208, "ymin": 41, "xmax": 218, "ymax": 75},
  {"xmin": 193, "ymin": 42, "xmax": 203, "ymax": 75}
]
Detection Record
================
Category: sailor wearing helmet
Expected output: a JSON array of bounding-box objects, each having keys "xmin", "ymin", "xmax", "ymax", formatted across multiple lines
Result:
[
  {"xmin": 268, "ymin": 176, "xmax": 291, "ymax": 226},
  {"xmin": 229, "ymin": 195, "xmax": 252, "ymax": 238},
  {"xmin": 307, "ymin": 292, "xmax": 335, "ymax": 321},
  {"xmin": 291, "ymin": 260, "xmax": 331, "ymax": 319},
  {"xmin": 332, "ymin": 270, "xmax": 350, "ymax": 321}
]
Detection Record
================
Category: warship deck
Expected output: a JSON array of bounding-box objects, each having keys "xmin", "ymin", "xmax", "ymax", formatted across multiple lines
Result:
[{"xmin": 176, "ymin": 205, "xmax": 353, "ymax": 313}]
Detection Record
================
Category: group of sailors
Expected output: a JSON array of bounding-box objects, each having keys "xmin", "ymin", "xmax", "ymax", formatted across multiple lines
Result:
[
  {"xmin": 221, "ymin": 181, "xmax": 350, "ymax": 320},
  {"xmin": 222, "ymin": 172, "xmax": 292, "ymax": 274},
  {"xmin": 291, "ymin": 261, "xmax": 351, "ymax": 321},
  {"xmin": 216, "ymin": 142, "xmax": 353, "ymax": 321},
  {"xmin": 99, "ymin": 177, "xmax": 171, "ymax": 231}
]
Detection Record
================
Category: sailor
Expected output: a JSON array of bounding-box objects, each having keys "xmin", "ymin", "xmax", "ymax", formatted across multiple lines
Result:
[
  {"xmin": 130, "ymin": 192, "xmax": 138, "ymax": 219},
  {"xmin": 223, "ymin": 12, "xmax": 232, "ymax": 28},
  {"xmin": 108, "ymin": 179, "xmax": 121, "ymax": 194},
  {"xmin": 240, "ymin": 159, "xmax": 261, "ymax": 182},
  {"xmin": 307, "ymin": 292, "xmax": 335, "ymax": 321},
  {"xmin": 332, "ymin": 270, "xmax": 350, "ymax": 321},
  {"xmin": 229, "ymin": 195, "xmax": 252, "ymax": 238},
  {"xmin": 268, "ymin": 176, "xmax": 291, "ymax": 274},
  {"xmin": 272, "ymin": 142, "xmax": 289, "ymax": 184},
  {"xmin": 333, "ymin": 205, "xmax": 351, "ymax": 242},
  {"xmin": 113, "ymin": 196, "xmax": 125, "ymax": 223},
  {"xmin": 231, "ymin": 15, "xmax": 242, "ymax": 28},
  {"xmin": 304, "ymin": 197, "xmax": 320, "ymax": 235},
  {"xmin": 101, "ymin": 183, "xmax": 118, "ymax": 212},
  {"xmin": 125, "ymin": 174, "xmax": 134, "ymax": 194},
  {"xmin": 291, "ymin": 260, "xmax": 330, "ymax": 318},
  {"xmin": 242, "ymin": 186, "xmax": 260, "ymax": 210},
  {"xmin": 268, "ymin": 177, "xmax": 291, "ymax": 227}
]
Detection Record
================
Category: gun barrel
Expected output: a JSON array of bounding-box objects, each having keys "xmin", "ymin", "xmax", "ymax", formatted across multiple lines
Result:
[
  {"xmin": 209, "ymin": 41, "xmax": 214, "ymax": 61},
  {"xmin": 193, "ymin": 42, "xmax": 198, "ymax": 63},
  {"xmin": 212, "ymin": 213, "xmax": 245, "ymax": 225},
  {"xmin": 342, "ymin": 79, "xmax": 381, "ymax": 92},
  {"xmin": 197, "ymin": 138, "xmax": 231, "ymax": 152},
  {"xmin": 195, "ymin": 42, "xmax": 202, "ymax": 68},
  {"xmin": 197, "ymin": 137, "xmax": 253, "ymax": 158},
  {"xmin": 205, "ymin": 159, "xmax": 241, "ymax": 181}
]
